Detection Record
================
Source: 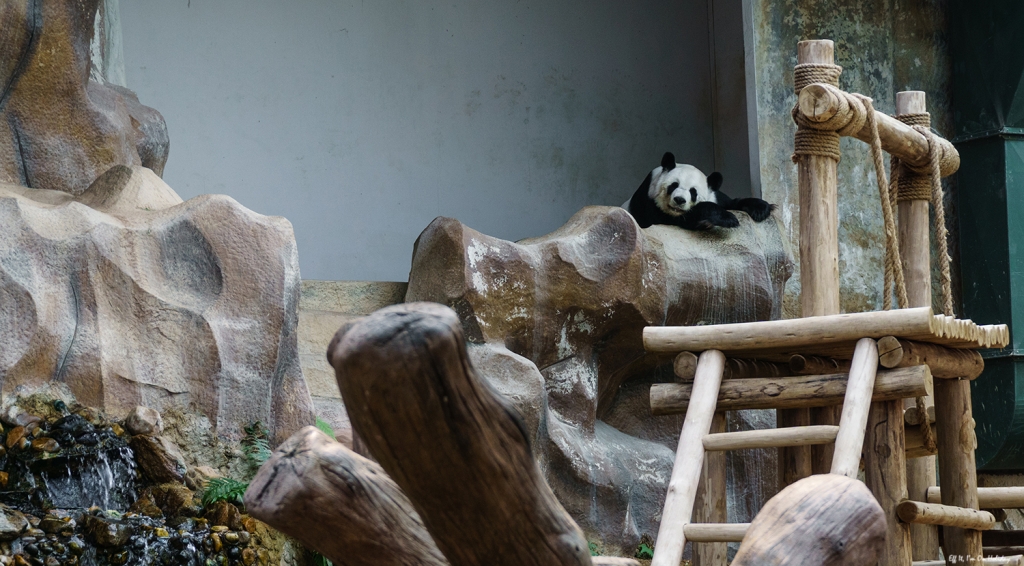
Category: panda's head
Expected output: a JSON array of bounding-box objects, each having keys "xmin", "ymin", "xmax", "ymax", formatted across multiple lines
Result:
[{"xmin": 648, "ymin": 152, "xmax": 722, "ymax": 216}]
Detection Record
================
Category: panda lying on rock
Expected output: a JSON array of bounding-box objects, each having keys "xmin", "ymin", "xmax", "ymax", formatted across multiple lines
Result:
[{"xmin": 624, "ymin": 152, "xmax": 775, "ymax": 231}]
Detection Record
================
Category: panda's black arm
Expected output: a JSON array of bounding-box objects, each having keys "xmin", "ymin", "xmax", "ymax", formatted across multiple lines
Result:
[
  {"xmin": 675, "ymin": 201, "xmax": 739, "ymax": 231},
  {"xmin": 627, "ymin": 172, "xmax": 655, "ymax": 228},
  {"xmin": 715, "ymin": 190, "xmax": 776, "ymax": 223}
]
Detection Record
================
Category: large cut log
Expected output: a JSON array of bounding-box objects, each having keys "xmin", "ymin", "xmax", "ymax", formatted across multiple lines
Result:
[
  {"xmin": 877, "ymin": 336, "xmax": 984, "ymax": 380},
  {"xmin": 732, "ymin": 474, "xmax": 886, "ymax": 566},
  {"xmin": 328, "ymin": 302, "xmax": 592, "ymax": 566},
  {"xmin": 244, "ymin": 426, "xmax": 449, "ymax": 566}
]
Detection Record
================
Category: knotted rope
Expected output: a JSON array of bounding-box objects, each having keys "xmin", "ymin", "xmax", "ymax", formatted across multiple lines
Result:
[{"xmin": 792, "ymin": 63, "xmax": 852, "ymax": 162}]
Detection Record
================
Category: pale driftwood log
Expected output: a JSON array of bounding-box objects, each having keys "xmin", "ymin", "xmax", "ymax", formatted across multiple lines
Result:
[
  {"xmin": 790, "ymin": 354, "xmax": 850, "ymax": 375},
  {"xmin": 674, "ymin": 352, "xmax": 788, "ymax": 382},
  {"xmin": 896, "ymin": 501, "xmax": 996, "ymax": 530},
  {"xmin": 935, "ymin": 376, "xmax": 984, "ymax": 565},
  {"xmin": 928, "ymin": 488, "xmax": 1024, "ymax": 509},
  {"xmin": 328, "ymin": 303, "xmax": 591, "ymax": 566},
  {"xmin": 731, "ymin": 474, "xmax": 886, "ymax": 566},
  {"xmin": 831, "ymin": 338, "xmax": 879, "ymax": 478},
  {"xmin": 643, "ymin": 307, "xmax": 1008, "ymax": 355},
  {"xmin": 796, "ymin": 84, "xmax": 959, "ymax": 177},
  {"xmin": 877, "ymin": 335, "xmax": 985, "ymax": 379},
  {"xmin": 864, "ymin": 392, "xmax": 913, "ymax": 564},
  {"xmin": 915, "ymin": 558, "xmax": 1023, "ymax": 566},
  {"xmin": 243, "ymin": 426, "xmax": 449, "ymax": 566},
  {"xmin": 693, "ymin": 412, "xmax": 727, "ymax": 566},
  {"xmin": 685, "ymin": 523, "xmax": 749, "ymax": 543},
  {"xmin": 651, "ymin": 350, "xmax": 726, "ymax": 566},
  {"xmin": 591, "ymin": 559, "xmax": 640, "ymax": 566},
  {"xmin": 703, "ymin": 425, "xmax": 838, "ymax": 451},
  {"xmin": 650, "ymin": 364, "xmax": 931, "ymax": 415},
  {"xmin": 789, "ymin": 39, "xmax": 840, "ymax": 484}
]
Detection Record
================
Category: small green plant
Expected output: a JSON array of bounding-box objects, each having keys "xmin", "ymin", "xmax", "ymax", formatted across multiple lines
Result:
[
  {"xmin": 588, "ymin": 541, "xmax": 599, "ymax": 556},
  {"xmin": 312, "ymin": 552, "xmax": 334, "ymax": 566},
  {"xmin": 315, "ymin": 416, "xmax": 336, "ymax": 440},
  {"xmin": 202, "ymin": 477, "xmax": 249, "ymax": 507},
  {"xmin": 243, "ymin": 421, "xmax": 272, "ymax": 465},
  {"xmin": 635, "ymin": 534, "xmax": 655, "ymax": 560}
]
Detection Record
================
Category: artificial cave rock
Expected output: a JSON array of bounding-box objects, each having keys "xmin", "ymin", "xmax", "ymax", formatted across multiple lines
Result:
[
  {"xmin": 406, "ymin": 206, "xmax": 793, "ymax": 554},
  {"xmin": 0, "ymin": 167, "xmax": 314, "ymax": 443},
  {"xmin": 0, "ymin": 0, "xmax": 169, "ymax": 195}
]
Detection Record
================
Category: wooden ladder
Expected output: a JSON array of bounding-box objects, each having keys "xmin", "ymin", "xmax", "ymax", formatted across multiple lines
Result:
[{"xmin": 650, "ymin": 338, "xmax": 881, "ymax": 566}]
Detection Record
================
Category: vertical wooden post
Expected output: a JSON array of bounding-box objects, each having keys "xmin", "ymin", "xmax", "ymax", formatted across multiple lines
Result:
[
  {"xmin": 693, "ymin": 412, "xmax": 728, "ymax": 566},
  {"xmin": 935, "ymin": 380, "xmax": 983, "ymax": 566},
  {"xmin": 652, "ymin": 350, "xmax": 726, "ymax": 566},
  {"xmin": 896, "ymin": 90, "xmax": 941, "ymax": 562},
  {"xmin": 787, "ymin": 39, "xmax": 841, "ymax": 484},
  {"xmin": 863, "ymin": 397, "xmax": 913, "ymax": 565}
]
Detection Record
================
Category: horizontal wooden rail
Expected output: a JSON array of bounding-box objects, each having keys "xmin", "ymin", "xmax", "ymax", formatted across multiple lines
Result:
[
  {"xmin": 674, "ymin": 352, "xmax": 789, "ymax": 381},
  {"xmin": 683, "ymin": 523, "xmax": 749, "ymax": 543},
  {"xmin": 896, "ymin": 500, "xmax": 996, "ymax": 530},
  {"xmin": 651, "ymin": 365, "xmax": 931, "ymax": 415},
  {"xmin": 703, "ymin": 426, "xmax": 838, "ymax": 451},
  {"xmin": 797, "ymin": 82, "xmax": 959, "ymax": 177},
  {"xmin": 927, "ymin": 487, "xmax": 1024, "ymax": 509},
  {"xmin": 878, "ymin": 336, "xmax": 985, "ymax": 379}
]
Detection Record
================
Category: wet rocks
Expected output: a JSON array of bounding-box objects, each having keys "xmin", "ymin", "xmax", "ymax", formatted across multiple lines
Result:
[
  {"xmin": 83, "ymin": 515, "xmax": 134, "ymax": 547},
  {"xmin": 204, "ymin": 501, "xmax": 243, "ymax": 531},
  {"xmin": 130, "ymin": 435, "xmax": 187, "ymax": 484},
  {"xmin": 0, "ymin": 505, "xmax": 27, "ymax": 540}
]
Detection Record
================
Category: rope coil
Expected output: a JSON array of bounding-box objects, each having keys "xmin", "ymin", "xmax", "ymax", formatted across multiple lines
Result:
[{"xmin": 792, "ymin": 64, "xmax": 845, "ymax": 163}]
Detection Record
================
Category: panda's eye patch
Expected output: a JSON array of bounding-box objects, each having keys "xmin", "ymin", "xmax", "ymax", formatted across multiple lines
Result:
[
  {"xmin": 667, "ymin": 182, "xmax": 679, "ymax": 191},
  {"xmin": 689, "ymin": 187, "xmax": 697, "ymax": 201}
]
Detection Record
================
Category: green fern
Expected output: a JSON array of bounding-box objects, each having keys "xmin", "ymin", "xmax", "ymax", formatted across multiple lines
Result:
[
  {"xmin": 315, "ymin": 417, "xmax": 336, "ymax": 440},
  {"xmin": 312, "ymin": 552, "xmax": 334, "ymax": 566},
  {"xmin": 635, "ymin": 542, "xmax": 654, "ymax": 560},
  {"xmin": 242, "ymin": 421, "xmax": 272, "ymax": 465},
  {"xmin": 202, "ymin": 477, "xmax": 249, "ymax": 507}
]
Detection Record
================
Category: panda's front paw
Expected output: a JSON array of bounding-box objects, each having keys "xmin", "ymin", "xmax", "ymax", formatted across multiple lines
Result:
[
  {"xmin": 684, "ymin": 202, "xmax": 739, "ymax": 230},
  {"xmin": 733, "ymin": 198, "xmax": 776, "ymax": 222}
]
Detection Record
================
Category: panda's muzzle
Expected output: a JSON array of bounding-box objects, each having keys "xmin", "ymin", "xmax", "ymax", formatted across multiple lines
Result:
[{"xmin": 673, "ymin": 194, "xmax": 686, "ymax": 205}]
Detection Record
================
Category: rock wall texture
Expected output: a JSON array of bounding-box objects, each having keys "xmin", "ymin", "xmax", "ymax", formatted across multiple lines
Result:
[
  {"xmin": 750, "ymin": 0, "xmax": 958, "ymax": 316},
  {"xmin": 0, "ymin": 0, "xmax": 168, "ymax": 195},
  {"xmin": 0, "ymin": 166, "xmax": 314, "ymax": 444},
  {"xmin": 406, "ymin": 206, "xmax": 793, "ymax": 554}
]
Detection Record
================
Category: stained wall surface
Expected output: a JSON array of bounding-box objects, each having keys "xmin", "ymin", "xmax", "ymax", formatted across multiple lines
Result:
[
  {"xmin": 118, "ymin": 1, "xmax": 752, "ymax": 281},
  {"xmin": 750, "ymin": 0, "xmax": 957, "ymax": 317}
]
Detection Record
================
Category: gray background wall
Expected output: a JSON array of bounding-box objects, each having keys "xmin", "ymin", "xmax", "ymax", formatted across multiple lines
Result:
[{"xmin": 118, "ymin": 0, "xmax": 754, "ymax": 282}]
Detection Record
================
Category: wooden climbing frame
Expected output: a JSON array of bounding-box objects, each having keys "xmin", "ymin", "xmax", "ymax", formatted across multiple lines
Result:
[{"xmin": 644, "ymin": 39, "xmax": 1014, "ymax": 566}]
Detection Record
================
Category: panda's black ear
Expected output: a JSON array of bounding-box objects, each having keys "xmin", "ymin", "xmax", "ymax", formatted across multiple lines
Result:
[
  {"xmin": 707, "ymin": 172, "xmax": 723, "ymax": 191},
  {"xmin": 661, "ymin": 152, "xmax": 676, "ymax": 171}
]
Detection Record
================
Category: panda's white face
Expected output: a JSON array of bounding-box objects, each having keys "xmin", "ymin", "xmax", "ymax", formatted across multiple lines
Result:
[{"xmin": 648, "ymin": 163, "xmax": 716, "ymax": 216}]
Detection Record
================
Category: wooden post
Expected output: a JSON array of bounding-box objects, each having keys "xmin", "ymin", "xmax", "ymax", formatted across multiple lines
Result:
[
  {"xmin": 789, "ymin": 39, "xmax": 841, "ymax": 483},
  {"xmin": 651, "ymin": 350, "xmax": 726, "ymax": 566},
  {"xmin": 935, "ymin": 379, "xmax": 984, "ymax": 565},
  {"xmin": 693, "ymin": 412, "xmax": 727, "ymax": 566},
  {"xmin": 863, "ymin": 393, "xmax": 913, "ymax": 565},
  {"xmin": 897, "ymin": 91, "xmax": 942, "ymax": 562}
]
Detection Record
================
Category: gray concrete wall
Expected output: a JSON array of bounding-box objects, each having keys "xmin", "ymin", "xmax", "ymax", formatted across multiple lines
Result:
[
  {"xmin": 749, "ymin": 0, "xmax": 956, "ymax": 317},
  {"xmin": 118, "ymin": 0, "xmax": 753, "ymax": 282}
]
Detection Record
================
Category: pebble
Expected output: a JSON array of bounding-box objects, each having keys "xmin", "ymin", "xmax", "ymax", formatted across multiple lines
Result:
[
  {"xmin": 210, "ymin": 532, "xmax": 222, "ymax": 552},
  {"xmin": 30, "ymin": 438, "xmax": 59, "ymax": 453},
  {"xmin": 222, "ymin": 531, "xmax": 239, "ymax": 545},
  {"xmin": 241, "ymin": 548, "xmax": 256, "ymax": 566},
  {"xmin": 236, "ymin": 531, "xmax": 251, "ymax": 545},
  {"xmin": 155, "ymin": 527, "xmax": 170, "ymax": 537},
  {"xmin": 5, "ymin": 427, "xmax": 25, "ymax": 449}
]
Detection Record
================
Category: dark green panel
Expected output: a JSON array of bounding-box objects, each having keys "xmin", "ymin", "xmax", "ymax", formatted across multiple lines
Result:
[{"xmin": 949, "ymin": 1, "xmax": 1024, "ymax": 139}]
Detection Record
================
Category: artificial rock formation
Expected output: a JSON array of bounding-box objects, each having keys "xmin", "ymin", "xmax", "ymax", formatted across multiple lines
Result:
[
  {"xmin": 406, "ymin": 206, "xmax": 793, "ymax": 553},
  {"xmin": 0, "ymin": 0, "xmax": 169, "ymax": 195},
  {"xmin": 0, "ymin": 166, "xmax": 314, "ymax": 443}
]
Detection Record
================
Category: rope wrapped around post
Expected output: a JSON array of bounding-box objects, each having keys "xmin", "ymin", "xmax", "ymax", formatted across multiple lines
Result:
[{"xmin": 791, "ymin": 63, "xmax": 860, "ymax": 162}]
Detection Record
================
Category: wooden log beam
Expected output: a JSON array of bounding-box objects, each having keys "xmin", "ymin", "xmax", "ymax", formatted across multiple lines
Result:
[
  {"xmin": 789, "ymin": 354, "xmax": 850, "ymax": 376},
  {"xmin": 328, "ymin": 303, "xmax": 592, "ymax": 566},
  {"xmin": 645, "ymin": 307, "xmax": 935, "ymax": 353},
  {"xmin": 244, "ymin": 426, "xmax": 450, "ymax": 566},
  {"xmin": 693, "ymin": 412, "xmax": 727, "ymax": 566},
  {"xmin": 651, "ymin": 364, "xmax": 932, "ymax": 415},
  {"xmin": 796, "ymin": 83, "xmax": 959, "ymax": 177},
  {"xmin": 927, "ymin": 488, "xmax": 1024, "ymax": 510},
  {"xmin": 935, "ymin": 374, "xmax": 984, "ymax": 564},
  {"xmin": 877, "ymin": 336, "xmax": 985, "ymax": 380},
  {"xmin": 674, "ymin": 352, "xmax": 789, "ymax": 382},
  {"xmin": 914, "ymin": 559, "xmax": 1023, "ymax": 566},
  {"xmin": 685, "ymin": 523, "xmax": 749, "ymax": 543},
  {"xmin": 703, "ymin": 425, "xmax": 838, "ymax": 451},
  {"xmin": 651, "ymin": 350, "xmax": 726, "ymax": 566},
  {"xmin": 731, "ymin": 474, "xmax": 886, "ymax": 566},
  {"xmin": 896, "ymin": 501, "xmax": 996, "ymax": 530},
  {"xmin": 831, "ymin": 338, "xmax": 879, "ymax": 478}
]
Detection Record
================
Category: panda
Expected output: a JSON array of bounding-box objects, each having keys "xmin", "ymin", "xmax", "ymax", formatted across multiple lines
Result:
[{"xmin": 623, "ymin": 152, "xmax": 775, "ymax": 231}]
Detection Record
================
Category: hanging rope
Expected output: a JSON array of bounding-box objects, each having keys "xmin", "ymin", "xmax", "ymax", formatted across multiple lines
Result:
[{"xmin": 858, "ymin": 94, "xmax": 908, "ymax": 311}]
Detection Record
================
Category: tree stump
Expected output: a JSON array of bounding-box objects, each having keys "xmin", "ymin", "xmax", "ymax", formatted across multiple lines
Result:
[
  {"xmin": 732, "ymin": 474, "xmax": 886, "ymax": 566},
  {"xmin": 244, "ymin": 426, "xmax": 448, "ymax": 566},
  {"xmin": 328, "ymin": 302, "xmax": 592, "ymax": 566}
]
